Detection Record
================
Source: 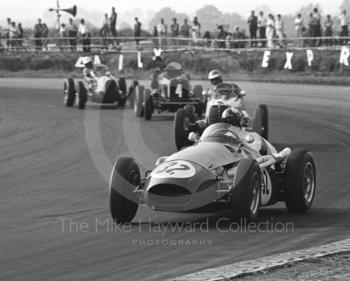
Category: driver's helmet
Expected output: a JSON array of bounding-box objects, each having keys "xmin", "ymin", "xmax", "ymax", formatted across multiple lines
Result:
[
  {"xmin": 166, "ymin": 62, "xmax": 182, "ymax": 77},
  {"xmin": 153, "ymin": 56, "xmax": 166, "ymax": 71},
  {"xmin": 208, "ymin": 69, "xmax": 222, "ymax": 86},
  {"xmin": 222, "ymin": 108, "xmax": 243, "ymax": 127}
]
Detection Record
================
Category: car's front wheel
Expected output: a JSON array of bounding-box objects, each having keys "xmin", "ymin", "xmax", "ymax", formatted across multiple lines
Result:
[
  {"xmin": 252, "ymin": 104, "xmax": 269, "ymax": 140},
  {"xmin": 134, "ymin": 85, "xmax": 145, "ymax": 117},
  {"xmin": 110, "ymin": 157, "xmax": 140, "ymax": 224},
  {"xmin": 77, "ymin": 81, "xmax": 87, "ymax": 110},
  {"xmin": 63, "ymin": 78, "xmax": 75, "ymax": 107},
  {"xmin": 144, "ymin": 90, "xmax": 153, "ymax": 121},
  {"xmin": 231, "ymin": 159, "xmax": 261, "ymax": 222},
  {"xmin": 284, "ymin": 149, "xmax": 316, "ymax": 213},
  {"xmin": 174, "ymin": 108, "xmax": 195, "ymax": 151}
]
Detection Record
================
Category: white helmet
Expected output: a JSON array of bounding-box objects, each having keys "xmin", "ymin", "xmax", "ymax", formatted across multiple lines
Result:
[
  {"xmin": 208, "ymin": 69, "xmax": 222, "ymax": 80},
  {"xmin": 82, "ymin": 56, "xmax": 92, "ymax": 65}
]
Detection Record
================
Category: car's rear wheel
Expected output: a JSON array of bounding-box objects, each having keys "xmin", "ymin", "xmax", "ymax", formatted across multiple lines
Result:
[
  {"xmin": 174, "ymin": 108, "xmax": 194, "ymax": 151},
  {"xmin": 252, "ymin": 104, "xmax": 269, "ymax": 140},
  {"xmin": 63, "ymin": 78, "xmax": 75, "ymax": 107},
  {"xmin": 284, "ymin": 149, "xmax": 316, "ymax": 213},
  {"xmin": 144, "ymin": 90, "xmax": 153, "ymax": 121},
  {"xmin": 77, "ymin": 81, "xmax": 87, "ymax": 110},
  {"xmin": 117, "ymin": 77, "xmax": 127, "ymax": 107},
  {"xmin": 128, "ymin": 80, "xmax": 139, "ymax": 108},
  {"xmin": 207, "ymin": 105, "xmax": 221, "ymax": 125},
  {"xmin": 110, "ymin": 157, "xmax": 140, "ymax": 224},
  {"xmin": 193, "ymin": 85, "xmax": 203, "ymax": 100},
  {"xmin": 134, "ymin": 85, "xmax": 145, "ymax": 117},
  {"xmin": 231, "ymin": 159, "xmax": 261, "ymax": 222},
  {"xmin": 118, "ymin": 77, "xmax": 127, "ymax": 95}
]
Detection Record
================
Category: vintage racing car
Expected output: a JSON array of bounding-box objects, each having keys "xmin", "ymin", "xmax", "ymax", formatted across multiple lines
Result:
[
  {"xmin": 109, "ymin": 119, "xmax": 316, "ymax": 223},
  {"xmin": 63, "ymin": 64, "xmax": 129, "ymax": 110},
  {"xmin": 174, "ymin": 83, "xmax": 268, "ymax": 150},
  {"xmin": 133, "ymin": 62, "xmax": 206, "ymax": 120}
]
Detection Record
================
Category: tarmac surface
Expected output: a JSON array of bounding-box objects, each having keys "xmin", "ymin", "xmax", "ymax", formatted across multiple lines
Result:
[{"xmin": 0, "ymin": 78, "xmax": 349, "ymax": 280}]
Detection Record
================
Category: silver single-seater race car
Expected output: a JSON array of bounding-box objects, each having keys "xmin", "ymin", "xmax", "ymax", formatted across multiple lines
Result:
[
  {"xmin": 109, "ymin": 110, "xmax": 316, "ymax": 223},
  {"xmin": 133, "ymin": 61, "xmax": 206, "ymax": 120},
  {"xmin": 63, "ymin": 64, "xmax": 129, "ymax": 110}
]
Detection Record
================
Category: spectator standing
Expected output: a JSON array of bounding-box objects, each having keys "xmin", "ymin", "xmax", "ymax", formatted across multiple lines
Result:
[
  {"xmin": 324, "ymin": 15, "xmax": 333, "ymax": 46},
  {"xmin": 216, "ymin": 25, "xmax": 226, "ymax": 48},
  {"xmin": 152, "ymin": 26, "xmax": 158, "ymax": 47},
  {"xmin": 202, "ymin": 31, "xmax": 212, "ymax": 47},
  {"xmin": 9, "ymin": 21, "xmax": 19, "ymax": 50},
  {"xmin": 258, "ymin": 11, "xmax": 267, "ymax": 47},
  {"xmin": 232, "ymin": 26, "xmax": 245, "ymax": 48},
  {"xmin": 294, "ymin": 14, "xmax": 303, "ymax": 47},
  {"xmin": 191, "ymin": 16, "xmax": 201, "ymax": 45},
  {"xmin": 170, "ymin": 18, "xmax": 179, "ymax": 46},
  {"xmin": 59, "ymin": 23, "xmax": 68, "ymax": 51},
  {"xmin": 313, "ymin": 8, "xmax": 322, "ymax": 46},
  {"xmin": 100, "ymin": 13, "xmax": 110, "ymax": 49},
  {"xmin": 4, "ymin": 18, "xmax": 11, "ymax": 50},
  {"xmin": 338, "ymin": 10, "xmax": 349, "ymax": 45},
  {"xmin": 34, "ymin": 18, "xmax": 43, "ymax": 51},
  {"xmin": 275, "ymin": 14, "xmax": 285, "ymax": 48},
  {"xmin": 134, "ymin": 17, "xmax": 142, "ymax": 49},
  {"xmin": 180, "ymin": 19, "xmax": 191, "ymax": 45},
  {"xmin": 67, "ymin": 18, "xmax": 78, "ymax": 51},
  {"xmin": 41, "ymin": 23, "xmax": 49, "ymax": 51},
  {"xmin": 78, "ymin": 19, "xmax": 91, "ymax": 52},
  {"xmin": 158, "ymin": 18, "xmax": 168, "ymax": 48},
  {"xmin": 17, "ymin": 22, "xmax": 24, "ymax": 49},
  {"xmin": 247, "ymin": 10, "xmax": 258, "ymax": 47},
  {"xmin": 266, "ymin": 14, "xmax": 275, "ymax": 48},
  {"xmin": 110, "ymin": 7, "xmax": 119, "ymax": 47}
]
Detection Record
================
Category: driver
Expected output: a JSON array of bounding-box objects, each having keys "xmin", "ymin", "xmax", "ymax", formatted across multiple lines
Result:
[
  {"xmin": 206, "ymin": 69, "xmax": 250, "ymax": 120},
  {"xmin": 150, "ymin": 56, "xmax": 166, "ymax": 90},
  {"xmin": 221, "ymin": 108, "xmax": 268, "ymax": 155},
  {"xmin": 82, "ymin": 56, "xmax": 96, "ymax": 90}
]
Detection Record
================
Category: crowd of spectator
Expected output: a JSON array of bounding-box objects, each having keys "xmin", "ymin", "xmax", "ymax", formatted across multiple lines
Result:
[
  {"xmin": 0, "ymin": 6, "xmax": 349, "ymax": 52},
  {"xmin": 0, "ymin": 17, "xmax": 25, "ymax": 51}
]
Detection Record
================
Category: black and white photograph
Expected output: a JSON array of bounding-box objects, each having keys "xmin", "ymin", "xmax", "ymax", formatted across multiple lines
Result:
[{"xmin": 0, "ymin": 0, "xmax": 350, "ymax": 280}]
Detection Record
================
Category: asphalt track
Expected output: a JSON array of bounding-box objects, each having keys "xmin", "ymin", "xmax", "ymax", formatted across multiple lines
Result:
[{"xmin": 0, "ymin": 78, "xmax": 349, "ymax": 281}]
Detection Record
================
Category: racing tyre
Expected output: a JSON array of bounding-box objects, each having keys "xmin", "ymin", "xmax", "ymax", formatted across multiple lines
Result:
[
  {"xmin": 110, "ymin": 157, "xmax": 140, "ymax": 224},
  {"xmin": 174, "ymin": 108, "xmax": 192, "ymax": 151},
  {"xmin": 118, "ymin": 77, "xmax": 127, "ymax": 95},
  {"xmin": 134, "ymin": 85, "xmax": 145, "ymax": 117},
  {"xmin": 207, "ymin": 105, "xmax": 221, "ymax": 125},
  {"xmin": 128, "ymin": 80, "xmax": 139, "ymax": 108},
  {"xmin": 193, "ymin": 85, "xmax": 203, "ymax": 100},
  {"xmin": 284, "ymin": 149, "xmax": 316, "ymax": 213},
  {"xmin": 63, "ymin": 78, "xmax": 75, "ymax": 107},
  {"xmin": 77, "ymin": 81, "xmax": 87, "ymax": 110},
  {"xmin": 231, "ymin": 159, "xmax": 261, "ymax": 222},
  {"xmin": 144, "ymin": 90, "xmax": 153, "ymax": 121},
  {"xmin": 117, "ymin": 77, "xmax": 127, "ymax": 107},
  {"xmin": 252, "ymin": 104, "xmax": 269, "ymax": 140}
]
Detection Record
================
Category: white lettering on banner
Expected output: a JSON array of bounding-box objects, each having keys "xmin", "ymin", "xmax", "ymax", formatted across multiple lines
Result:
[
  {"xmin": 94, "ymin": 55, "xmax": 101, "ymax": 65},
  {"xmin": 137, "ymin": 52, "xmax": 143, "ymax": 68},
  {"xmin": 261, "ymin": 51, "xmax": 271, "ymax": 68},
  {"xmin": 74, "ymin": 56, "xmax": 85, "ymax": 68},
  {"xmin": 118, "ymin": 55, "xmax": 124, "ymax": 71},
  {"xmin": 339, "ymin": 46, "xmax": 350, "ymax": 66},
  {"xmin": 153, "ymin": 48, "xmax": 162, "ymax": 57},
  {"xmin": 306, "ymin": 50, "xmax": 314, "ymax": 66},
  {"xmin": 284, "ymin": 52, "xmax": 294, "ymax": 70}
]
